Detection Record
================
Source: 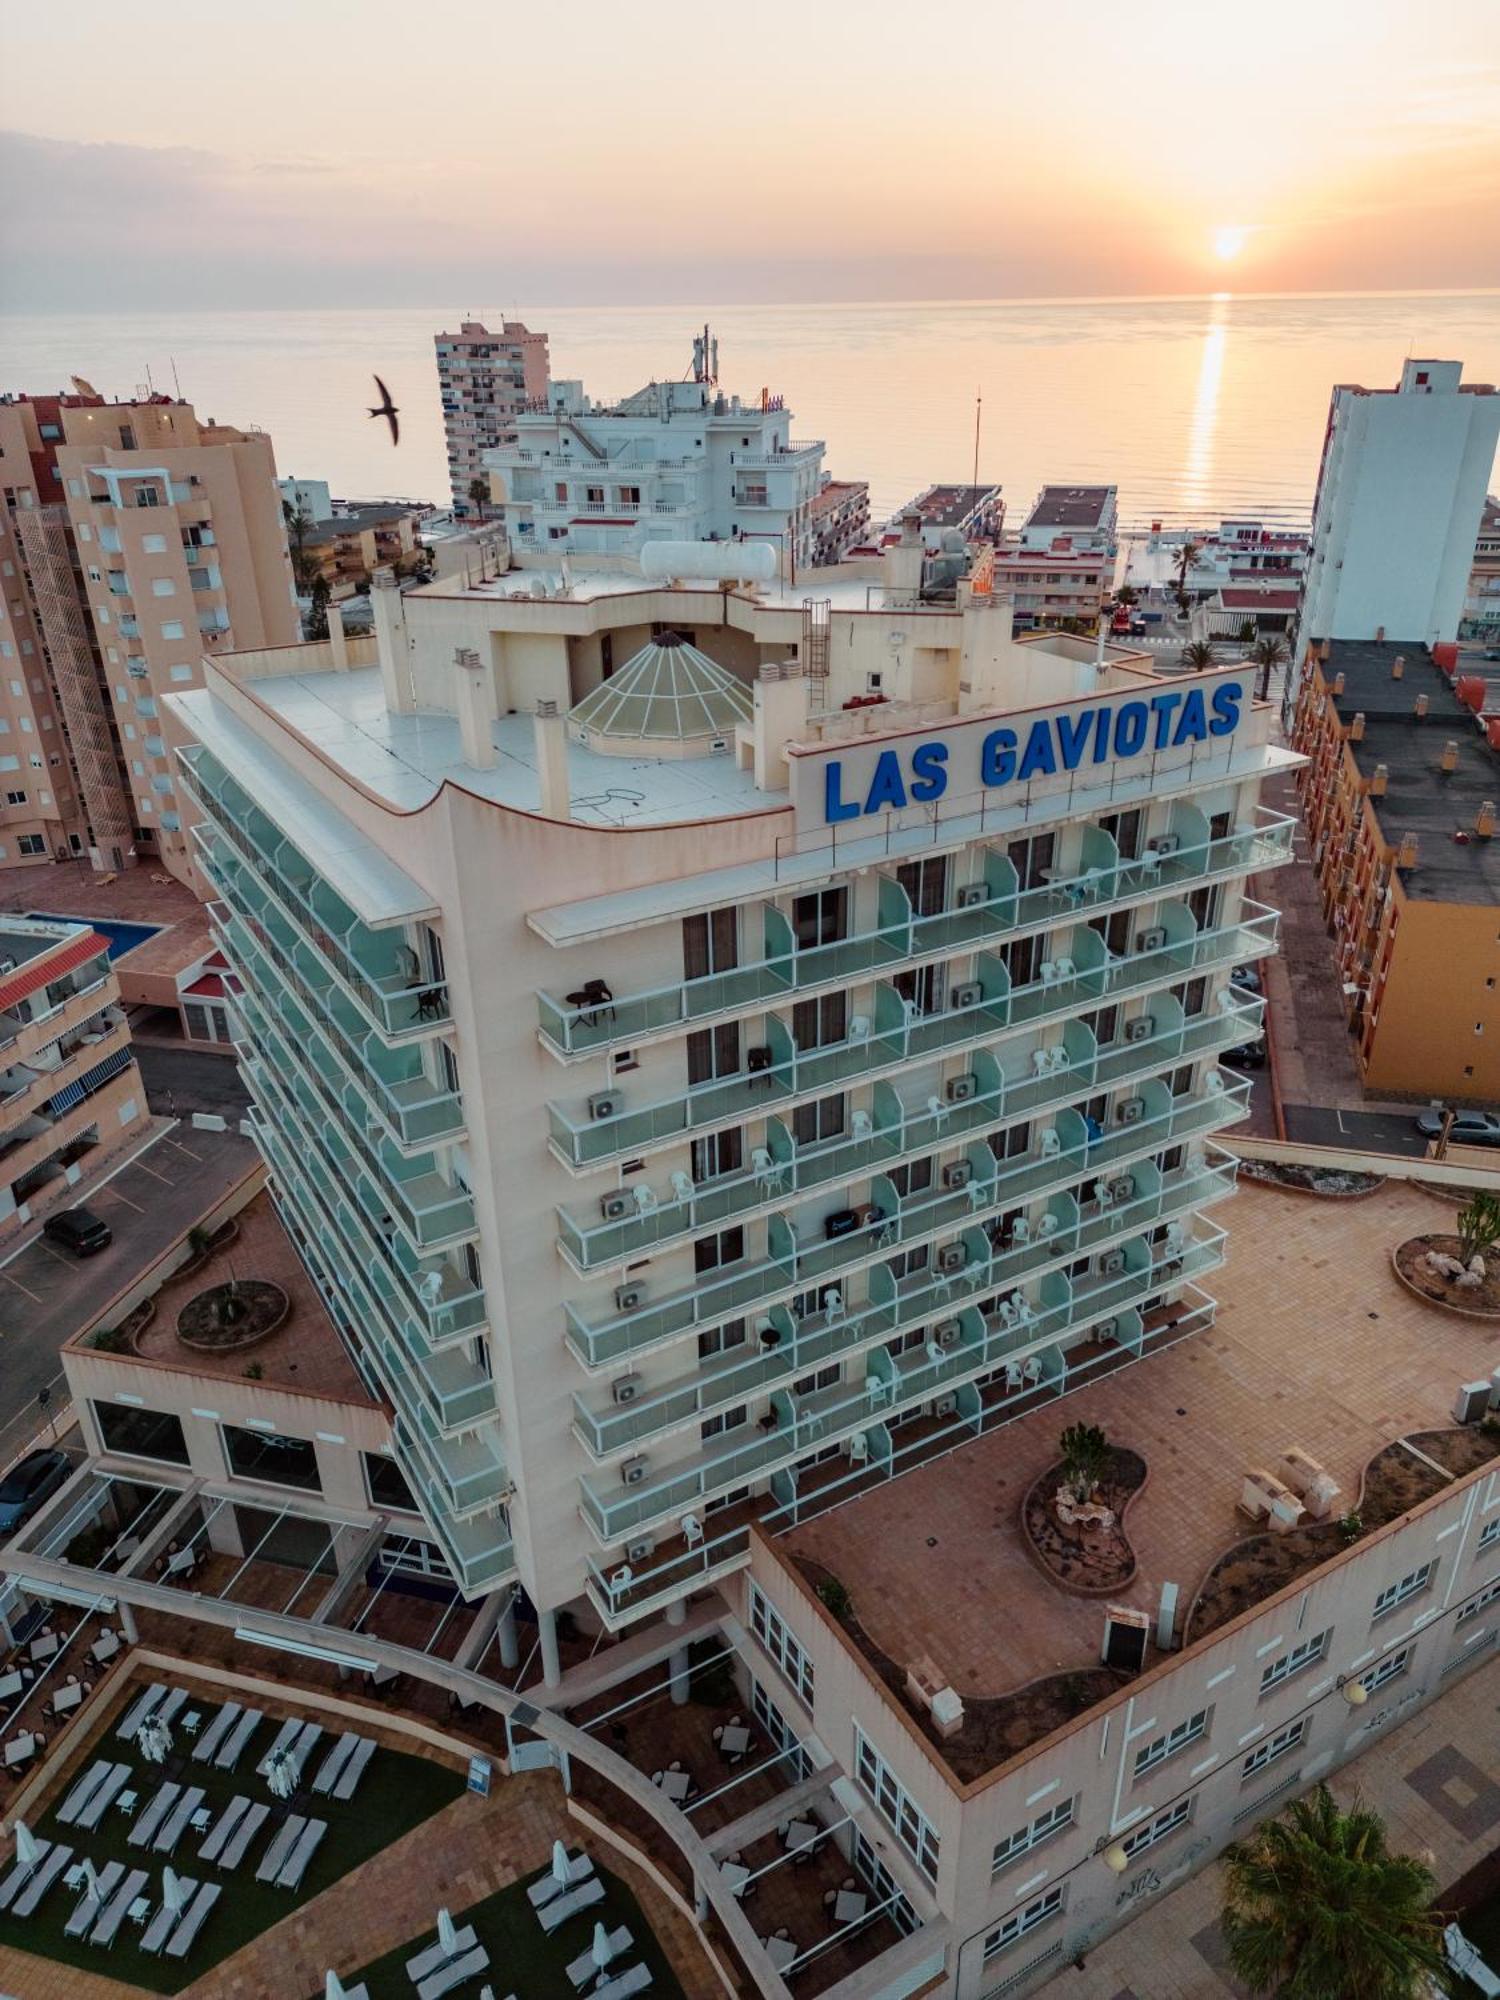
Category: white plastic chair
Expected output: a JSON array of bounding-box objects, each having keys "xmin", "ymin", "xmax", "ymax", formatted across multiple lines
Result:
[
  {"xmin": 1040, "ymin": 961, "xmax": 1060, "ymax": 986},
  {"xmin": 1011, "ymin": 1216, "xmax": 1030, "ymax": 1247},
  {"xmin": 1031, "ymin": 1048, "xmax": 1052, "ymax": 1079},
  {"xmin": 851, "ymin": 1108, "xmax": 873, "ymax": 1140},
  {"xmin": 822, "ymin": 1290, "xmax": 843, "ymax": 1325},
  {"xmin": 1054, "ymin": 957, "xmax": 1076, "ymax": 982},
  {"xmin": 1005, "ymin": 1360, "xmax": 1024, "ymax": 1390},
  {"xmin": 1023, "ymin": 1354, "xmax": 1043, "ymax": 1383},
  {"xmin": 848, "ymin": 1016, "xmax": 870, "ymax": 1043},
  {"xmin": 670, "ymin": 1170, "xmax": 694, "ymax": 1206},
  {"xmin": 1040, "ymin": 1128, "xmax": 1062, "ymax": 1159},
  {"xmin": 1038, "ymin": 1213, "xmax": 1059, "ymax": 1239},
  {"xmin": 926, "ymin": 1093, "xmax": 948, "ymax": 1129},
  {"xmin": 967, "ymin": 1179, "xmax": 989, "ymax": 1213},
  {"xmin": 633, "ymin": 1185, "xmax": 658, "ymax": 1215},
  {"xmin": 751, "ymin": 1147, "xmax": 776, "ymax": 1188}
]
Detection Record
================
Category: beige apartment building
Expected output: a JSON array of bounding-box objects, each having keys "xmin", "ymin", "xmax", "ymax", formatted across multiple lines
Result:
[
  {"xmin": 0, "ymin": 913, "xmax": 149, "ymax": 1238},
  {"xmin": 436, "ymin": 319, "xmax": 551, "ymax": 518},
  {"xmin": 0, "ymin": 390, "xmax": 297, "ymax": 883}
]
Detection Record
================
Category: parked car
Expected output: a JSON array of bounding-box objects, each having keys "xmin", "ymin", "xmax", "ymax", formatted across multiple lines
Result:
[
  {"xmin": 41, "ymin": 1206, "xmax": 112, "ymax": 1256},
  {"xmin": 1222, "ymin": 1038, "xmax": 1267, "ymax": 1070},
  {"xmin": 0, "ymin": 1449, "xmax": 71, "ymax": 1534},
  {"xmin": 1413, "ymin": 1108, "xmax": 1500, "ymax": 1147}
]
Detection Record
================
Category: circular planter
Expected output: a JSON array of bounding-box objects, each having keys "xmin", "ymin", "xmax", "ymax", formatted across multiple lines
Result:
[
  {"xmin": 1391, "ymin": 1234, "xmax": 1500, "ymax": 1320},
  {"xmin": 1237, "ymin": 1159, "xmax": 1384, "ymax": 1200},
  {"xmin": 176, "ymin": 1278, "xmax": 289, "ymax": 1353},
  {"xmin": 1020, "ymin": 1447, "xmax": 1148, "ymax": 1597}
]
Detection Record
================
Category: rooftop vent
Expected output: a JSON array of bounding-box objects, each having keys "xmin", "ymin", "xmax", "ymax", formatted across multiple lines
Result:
[
  {"xmin": 1350, "ymin": 711, "xmax": 1366, "ymax": 742},
  {"xmin": 1369, "ymin": 762, "xmax": 1388, "ymax": 797},
  {"xmin": 1397, "ymin": 832, "xmax": 1420, "ymax": 869},
  {"xmin": 1391, "ymin": 654, "xmax": 1405, "ymax": 679},
  {"xmin": 1479, "ymin": 802, "xmax": 1496, "ymax": 839},
  {"xmin": 1332, "ymin": 672, "xmax": 1346, "ymax": 696},
  {"xmin": 1413, "ymin": 692, "xmax": 1429, "ymax": 719},
  {"xmin": 1440, "ymin": 739, "xmax": 1459, "ymax": 774}
]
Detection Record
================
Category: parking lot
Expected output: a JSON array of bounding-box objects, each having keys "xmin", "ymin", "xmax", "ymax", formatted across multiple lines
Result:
[{"xmin": 0, "ymin": 1122, "xmax": 259, "ymax": 1463}]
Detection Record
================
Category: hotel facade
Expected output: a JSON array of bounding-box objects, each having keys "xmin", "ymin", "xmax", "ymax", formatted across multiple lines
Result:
[{"xmin": 11, "ymin": 529, "xmax": 1500, "ymax": 1999}]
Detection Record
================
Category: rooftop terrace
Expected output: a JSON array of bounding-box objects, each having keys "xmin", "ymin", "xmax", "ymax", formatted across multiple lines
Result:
[
  {"xmin": 0, "ymin": 859, "xmax": 212, "ymax": 985},
  {"xmin": 780, "ymin": 1175, "xmax": 1500, "ymax": 1784}
]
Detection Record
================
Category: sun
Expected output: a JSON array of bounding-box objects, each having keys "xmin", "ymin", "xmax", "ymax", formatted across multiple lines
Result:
[{"xmin": 1212, "ymin": 225, "xmax": 1249, "ymax": 262}]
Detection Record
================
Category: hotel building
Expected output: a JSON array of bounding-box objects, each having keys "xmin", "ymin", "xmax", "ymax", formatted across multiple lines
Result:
[
  {"xmin": 435, "ymin": 319, "xmax": 552, "ymax": 519},
  {"xmin": 1299, "ymin": 360, "xmax": 1500, "ymax": 654},
  {"xmin": 1017, "ymin": 487, "xmax": 1118, "ymax": 557},
  {"xmin": 0, "ymin": 913, "xmax": 147, "ymax": 1238},
  {"xmin": 0, "ymin": 389, "xmax": 297, "ymax": 881}
]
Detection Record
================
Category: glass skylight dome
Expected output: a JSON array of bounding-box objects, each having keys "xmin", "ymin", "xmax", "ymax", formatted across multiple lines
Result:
[{"xmin": 568, "ymin": 634, "xmax": 753, "ymax": 759}]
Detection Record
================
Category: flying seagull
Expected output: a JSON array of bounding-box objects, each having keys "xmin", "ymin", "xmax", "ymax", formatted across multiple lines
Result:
[{"xmin": 368, "ymin": 375, "xmax": 400, "ymax": 446}]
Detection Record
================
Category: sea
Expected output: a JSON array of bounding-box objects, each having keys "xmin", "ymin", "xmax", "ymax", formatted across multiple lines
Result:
[{"xmin": 2, "ymin": 291, "xmax": 1497, "ymax": 530}]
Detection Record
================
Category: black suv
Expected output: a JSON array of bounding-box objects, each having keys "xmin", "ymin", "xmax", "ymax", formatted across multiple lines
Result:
[{"xmin": 42, "ymin": 1207, "xmax": 112, "ymax": 1256}]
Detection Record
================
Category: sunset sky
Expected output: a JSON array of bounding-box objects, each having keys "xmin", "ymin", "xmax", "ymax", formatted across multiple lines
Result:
[{"xmin": 2, "ymin": 0, "xmax": 1497, "ymax": 309}]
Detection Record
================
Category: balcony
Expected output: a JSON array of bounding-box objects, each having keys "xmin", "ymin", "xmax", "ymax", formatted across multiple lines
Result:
[
  {"xmin": 572, "ymin": 1151, "xmax": 1236, "ymax": 1457},
  {"xmin": 0, "ymin": 959, "xmax": 114, "ymax": 1060},
  {"xmin": 565, "ymin": 1072, "xmax": 1250, "ymax": 1369},
  {"xmin": 180, "ymin": 752, "xmax": 450, "ymax": 1041},
  {"xmin": 548, "ymin": 900, "xmax": 1279, "ymax": 1171},
  {"xmin": 578, "ymin": 1231, "xmax": 1226, "ymax": 1544},
  {"xmin": 392, "ymin": 1424, "xmax": 516, "ymax": 1595},
  {"xmin": 557, "ymin": 992, "xmax": 1259, "ymax": 1273},
  {"xmin": 536, "ymin": 809, "xmax": 1294, "ymax": 1057}
]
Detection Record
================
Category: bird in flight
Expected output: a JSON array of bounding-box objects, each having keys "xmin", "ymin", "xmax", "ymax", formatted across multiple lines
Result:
[{"xmin": 368, "ymin": 375, "xmax": 400, "ymax": 445}]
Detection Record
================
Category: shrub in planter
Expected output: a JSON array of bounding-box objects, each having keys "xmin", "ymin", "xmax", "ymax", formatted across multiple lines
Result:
[{"xmin": 816, "ymin": 1577, "xmax": 853, "ymax": 1622}]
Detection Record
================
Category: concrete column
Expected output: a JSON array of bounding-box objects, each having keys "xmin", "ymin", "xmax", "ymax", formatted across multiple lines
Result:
[
  {"xmin": 666, "ymin": 1595, "xmax": 691, "ymax": 1706},
  {"xmin": 454, "ymin": 648, "xmax": 495, "ymax": 770},
  {"xmin": 327, "ymin": 601, "xmax": 348, "ymax": 669},
  {"xmin": 534, "ymin": 702, "xmax": 571, "ymax": 819},
  {"xmin": 538, "ymin": 1606, "xmax": 562, "ymax": 1689},
  {"xmin": 497, "ymin": 1595, "xmax": 519, "ymax": 1670},
  {"xmin": 117, "ymin": 1602, "xmax": 138, "ymax": 1645},
  {"xmin": 371, "ymin": 568, "xmax": 414, "ymax": 713}
]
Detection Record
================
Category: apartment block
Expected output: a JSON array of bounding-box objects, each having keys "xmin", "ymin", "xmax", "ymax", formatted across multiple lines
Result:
[
  {"xmin": 0, "ymin": 389, "xmax": 298, "ymax": 882},
  {"xmin": 1293, "ymin": 638, "xmax": 1500, "ymax": 1100},
  {"xmin": 991, "ymin": 547, "xmax": 1111, "ymax": 632},
  {"xmin": 0, "ymin": 914, "xmax": 147, "ymax": 1238},
  {"xmin": 1300, "ymin": 360, "xmax": 1500, "ymax": 652},
  {"xmin": 808, "ymin": 480, "xmax": 871, "ymax": 567},
  {"xmin": 1463, "ymin": 494, "xmax": 1500, "ymax": 640},
  {"xmin": 1018, "ymin": 485, "xmax": 1118, "ymax": 556},
  {"xmin": 435, "ymin": 319, "xmax": 551, "ymax": 518}
]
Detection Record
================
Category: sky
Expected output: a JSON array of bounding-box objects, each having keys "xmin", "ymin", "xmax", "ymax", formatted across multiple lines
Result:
[{"xmin": 2, "ymin": 0, "xmax": 1498, "ymax": 310}]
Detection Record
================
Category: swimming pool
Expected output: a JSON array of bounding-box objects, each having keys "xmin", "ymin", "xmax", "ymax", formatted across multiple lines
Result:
[{"xmin": 26, "ymin": 912, "xmax": 164, "ymax": 960}]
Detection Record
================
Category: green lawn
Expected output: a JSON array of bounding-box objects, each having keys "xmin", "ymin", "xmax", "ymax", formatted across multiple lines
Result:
[
  {"xmin": 341, "ymin": 1859, "xmax": 689, "ymax": 2000},
  {"xmin": 0, "ymin": 1708, "xmax": 464, "ymax": 1994}
]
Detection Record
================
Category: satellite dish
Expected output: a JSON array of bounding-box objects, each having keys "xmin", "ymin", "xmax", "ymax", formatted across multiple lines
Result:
[{"xmin": 71, "ymin": 375, "xmax": 100, "ymax": 400}]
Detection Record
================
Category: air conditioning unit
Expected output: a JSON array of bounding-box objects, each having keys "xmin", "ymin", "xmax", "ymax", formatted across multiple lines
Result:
[
  {"xmin": 1096, "ymin": 1316, "xmax": 1120, "ymax": 1344},
  {"xmin": 1108, "ymin": 1175, "xmax": 1136, "ymax": 1203},
  {"xmin": 942, "ymin": 1160, "xmax": 972, "ymax": 1191},
  {"xmin": 600, "ymin": 1190, "xmax": 631, "ymax": 1221},
  {"xmin": 611, "ymin": 1374, "xmax": 642, "ymax": 1405},
  {"xmin": 951, "ymin": 980, "xmax": 983, "ymax": 1010},
  {"xmin": 1456, "ymin": 1379, "xmax": 1494, "ymax": 1425},
  {"xmin": 621, "ymin": 1455, "xmax": 650, "ymax": 1486},
  {"xmin": 614, "ymin": 1282, "xmax": 645, "ymax": 1314},
  {"xmin": 1158, "ymin": 1258, "xmax": 1183, "ymax": 1281},
  {"xmin": 945, "ymin": 1073, "xmax": 978, "ymax": 1103},
  {"xmin": 1099, "ymin": 1249, "xmax": 1126, "ymax": 1277},
  {"xmin": 1116, "ymin": 1097, "xmax": 1145, "ymax": 1124},
  {"xmin": 625, "ymin": 1535, "xmax": 655, "ymax": 1562},
  {"xmin": 937, "ymin": 1243, "xmax": 966, "ymax": 1274},
  {"xmin": 1125, "ymin": 1015, "xmax": 1154, "ymax": 1044},
  {"xmin": 933, "ymin": 1393, "xmax": 958, "ymax": 1418},
  {"xmin": 588, "ymin": 1091, "xmax": 622, "ymax": 1121},
  {"xmin": 1149, "ymin": 833, "xmax": 1180, "ymax": 857},
  {"xmin": 1135, "ymin": 927, "xmax": 1167, "ymax": 954},
  {"xmin": 934, "ymin": 1318, "xmax": 962, "ymax": 1349},
  {"xmin": 957, "ymin": 882, "xmax": 989, "ymax": 909}
]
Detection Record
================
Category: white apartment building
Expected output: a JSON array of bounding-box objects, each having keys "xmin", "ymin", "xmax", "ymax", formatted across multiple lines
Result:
[
  {"xmin": 1018, "ymin": 485, "xmax": 1119, "ymax": 555},
  {"xmin": 435, "ymin": 320, "xmax": 551, "ymax": 518},
  {"xmin": 1300, "ymin": 359, "xmax": 1500, "ymax": 653},
  {"xmin": 1463, "ymin": 494, "xmax": 1500, "ymax": 640},
  {"xmin": 485, "ymin": 330, "xmax": 826, "ymax": 572}
]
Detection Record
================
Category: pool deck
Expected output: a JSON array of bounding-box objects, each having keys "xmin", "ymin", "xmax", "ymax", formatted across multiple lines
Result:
[{"xmin": 0, "ymin": 859, "xmax": 212, "ymax": 990}]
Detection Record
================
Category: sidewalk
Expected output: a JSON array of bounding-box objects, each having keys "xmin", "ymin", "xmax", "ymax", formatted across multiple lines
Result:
[{"xmin": 1040, "ymin": 1655, "xmax": 1500, "ymax": 1998}]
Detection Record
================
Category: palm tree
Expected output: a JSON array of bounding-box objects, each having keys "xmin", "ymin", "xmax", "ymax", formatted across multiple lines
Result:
[
  {"xmin": 1251, "ymin": 634, "xmax": 1289, "ymax": 701},
  {"xmin": 467, "ymin": 476, "xmax": 490, "ymax": 523},
  {"xmin": 1114, "ymin": 584, "xmax": 1139, "ymax": 608},
  {"xmin": 1221, "ymin": 1784, "xmax": 1452, "ymax": 2000},
  {"xmin": 1181, "ymin": 640, "xmax": 1218, "ymax": 672},
  {"xmin": 1175, "ymin": 540, "xmax": 1202, "ymax": 593},
  {"xmin": 1059, "ymin": 1421, "xmax": 1110, "ymax": 1497},
  {"xmin": 281, "ymin": 500, "xmax": 321, "ymax": 593}
]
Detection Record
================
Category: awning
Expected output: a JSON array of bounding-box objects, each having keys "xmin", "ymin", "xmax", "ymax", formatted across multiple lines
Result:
[{"xmin": 0, "ymin": 931, "xmax": 107, "ymax": 1014}]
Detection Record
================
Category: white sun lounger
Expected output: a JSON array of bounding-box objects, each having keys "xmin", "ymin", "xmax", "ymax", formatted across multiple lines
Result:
[
  {"xmin": 199, "ymin": 1795, "xmax": 249, "ymax": 1864},
  {"xmin": 129, "ymin": 1782, "xmax": 180, "ymax": 1849},
  {"xmin": 58, "ymin": 1759, "xmax": 112, "ymax": 1825},
  {"xmin": 567, "ymin": 1925, "xmax": 632, "ymax": 1987},
  {"xmin": 538, "ymin": 1875, "xmax": 605, "ymax": 1934},
  {"xmin": 154, "ymin": 1785, "xmax": 206, "ymax": 1854},
  {"xmin": 332, "ymin": 1735, "xmax": 376, "ymax": 1800},
  {"xmin": 215, "ymin": 1707, "xmax": 262, "ymax": 1770},
  {"xmin": 76, "ymin": 1763, "xmax": 132, "ymax": 1831},
  {"xmin": 527, "ymin": 1850, "xmax": 594, "ymax": 1908},
  {"xmin": 219, "ymin": 1800, "xmax": 270, "ymax": 1871},
  {"xmin": 407, "ymin": 1923, "xmax": 479, "ymax": 1981},
  {"xmin": 193, "ymin": 1703, "xmax": 241, "ymax": 1763},
  {"xmin": 312, "ymin": 1731, "xmax": 359, "ymax": 1795},
  {"xmin": 0, "ymin": 1839, "xmax": 47, "ymax": 1913},
  {"xmin": 256, "ymin": 1718, "xmax": 301, "ymax": 1776},
  {"xmin": 118, "ymin": 1684, "xmax": 167, "ymax": 1741},
  {"xmin": 165, "ymin": 1880, "xmax": 220, "ymax": 1958},
  {"xmin": 591, "ymin": 1967, "xmax": 652, "ymax": 2000},
  {"xmin": 276, "ymin": 1818, "xmax": 325, "ymax": 1890},
  {"xmin": 64, "ymin": 1859, "xmax": 124, "ymax": 1938},
  {"xmin": 141, "ymin": 1875, "xmax": 197, "ymax": 1953},
  {"xmin": 11, "ymin": 1843, "xmax": 72, "ymax": 1919},
  {"xmin": 417, "ymin": 1946, "xmax": 489, "ymax": 2000},
  {"xmin": 255, "ymin": 1815, "xmax": 304, "ymax": 1883},
  {"xmin": 90, "ymin": 1866, "xmax": 148, "ymax": 1946},
  {"xmin": 156, "ymin": 1687, "xmax": 190, "ymax": 1728}
]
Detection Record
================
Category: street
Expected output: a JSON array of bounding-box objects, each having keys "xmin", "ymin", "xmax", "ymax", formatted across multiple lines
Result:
[{"xmin": 0, "ymin": 1122, "xmax": 259, "ymax": 1465}]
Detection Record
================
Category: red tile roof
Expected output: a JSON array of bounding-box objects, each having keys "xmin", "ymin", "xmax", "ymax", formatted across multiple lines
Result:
[{"xmin": 0, "ymin": 930, "xmax": 107, "ymax": 1013}]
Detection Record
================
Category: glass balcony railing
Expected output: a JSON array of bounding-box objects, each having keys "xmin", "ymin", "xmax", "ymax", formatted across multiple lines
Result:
[
  {"xmin": 578, "ymin": 1231, "xmax": 1226, "ymax": 1542},
  {"xmin": 213, "ymin": 893, "xmax": 464, "ymax": 1151},
  {"xmin": 572, "ymin": 1153, "xmax": 1235, "ymax": 1457},
  {"xmin": 557, "ymin": 992, "xmax": 1261, "ymax": 1272},
  {"xmin": 537, "ymin": 810, "xmax": 1294, "ymax": 1056},
  {"xmin": 392, "ymin": 1426, "xmax": 516, "ymax": 1593},
  {"xmin": 235, "ymin": 988, "xmax": 475, "ymax": 1252},
  {"xmin": 180, "ymin": 749, "xmax": 450, "ymax": 1040},
  {"xmin": 583, "ymin": 1293, "xmax": 1220, "ymax": 1623},
  {"xmin": 566, "ymin": 1073, "xmax": 1250, "ymax": 1368},
  {"xmin": 549, "ymin": 901, "xmax": 1277, "ymax": 1171}
]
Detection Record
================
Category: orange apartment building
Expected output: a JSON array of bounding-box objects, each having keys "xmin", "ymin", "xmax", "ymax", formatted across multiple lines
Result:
[{"xmin": 1293, "ymin": 637, "xmax": 1500, "ymax": 1102}]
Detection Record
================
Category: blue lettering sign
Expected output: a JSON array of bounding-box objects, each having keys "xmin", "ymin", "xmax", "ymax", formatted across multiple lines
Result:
[
  {"xmin": 1149, "ymin": 690, "xmax": 1183, "ymax": 747},
  {"xmin": 909, "ymin": 740, "xmax": 949, "ymax": 802},
  {"xmin": 1209, "ymin": 681, "xmax": 1243, "ymax": 736},
  {"xmin": 1017, "ymin": 719, "xmax": 1057, "ymax": 781},
  {"xmin": 1055, "ymin": 710, "xmax": 1094, "ymax": 770},
  {"xmin": 863, "ymin": 749, "xmax": 909, "ymax": 814},
  {"xmin": 981, "ymin": 728, "xmax": 1017, "ymax": 786},
  {"xmin": 1173, "ymin": 687, "xmax": 1209, "ymax": 744},
  {"xmin": 824, "ymin": 761, "xmax": 860, "ymax": 823},
  {"xmin": 1113, "ymin": 702, "xmax": 1148, "ymax": 758}
]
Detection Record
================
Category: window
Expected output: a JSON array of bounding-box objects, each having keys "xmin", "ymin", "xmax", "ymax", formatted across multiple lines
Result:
[
  {"xmin": 1456, "ymin": 1577, "xmax": 1500, "ymax": 1625},
  {"xmin": 160, "ymin": 620, "xmax": 185, "ymax": 640},
  {"xmin": 792, "ymin": 991, "xmax": 847, "ymax": 1051},
  {"xmin": 1478, "ymin": 1516, "xmax": 1500, "ymax": 1554},
  {"xmin": 793, "ymin": 1362, "xmax": 840, "ymax": 1395},
  {"xmin": 896, "ymin": 855, "xmax": 948, "ymax": 920},
  {"xmin": 1133, "ymin": 1707, "xmax": 1209, "ymax": 1777},
  {"xmin": 992, "ymin": 1796, "xmax": 1075, "ymax": 1872},
  {"xmin": 700, "ymin": 1404, "xmax": 747, "ymax": 1441},
  {"xmin": 151, "ymin": 577, "xmax": 176, "ymax": 597},
  {"xmin": 1242, "ymin": 1716, "xmax": 1308, "ymax": 1778},
  {"xmin": 222, "ymin": 1425, "xmax": 322, "ymax": 1491},
  {"xmin": 363, "ymin": 1451, "xmax": 419, "ymax": 1513},
  {"xmin": 853, "ymin": 1726, "xmax": 940, "ymax": 1882},
  {"xmin": 1121, "ymin": 1797, "xmax": 1192, "ymax": 1858},
  {"xmin": 93, "ymin": 1401, "xmax": 189, "ymax": 1465},
  {"xmin": 1373, "ymin": 1561, "xmax": 1435, "ymax": 1620},
  {"xmin": 686, "ymin": 1022, "xmax": 740, "ymax": 1085},
  {"xmin": 1359, "ymin": 1646, "xmax": 1412, "ymax": 1694},
  {"xmin": 886, "ymin": 1156, "xmax": 933, "ymax": 1199},
  {"xmin": 17, "ymin": 834, "xmax": 45, "ymax": 856},
  {"xmin": 697, "ymin": 1319, "xmax": 746, "ymax": 1361},
  {"xmin": 791, "ymin": 1094, "xmax": 845, "ymax": 1146},
  {"xmin": 1259, "ymin": 1629, "xmax": 1329, "ymax": 1693},
  {"xmin": 691, "ymin": 1128, "xmax": 743, "ymax": 1183},
  {"xmin": 792, "ymin": 886, "xmax": 847, "ymax": 952},
  {"xmin": 749, "ymin": 1580, "xmax": 815, "ymax": 1706},
  {"xmin": 683, "ymin": 908, "xmax": 738, "ymax": 981},
  {"xmin": 982, "ymin": 1885, "xmax": 1064, "ymax": 1962},
  {"xmin": 1007, "ymin": 831, "xmax": 1055, "ymax": 892},
  {"xmin": 694, "ymin": 1225, "xmax": 744, "ymax": 1276},
  {"xmin": 142, "ymin": 532, "xmax": 168, "ymax": 554}
]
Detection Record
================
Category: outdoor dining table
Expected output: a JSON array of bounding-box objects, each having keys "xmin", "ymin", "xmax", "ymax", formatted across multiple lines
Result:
[
  {"xmin": 51, "ymin": 1680, "xmax": 86, "ymax": 1716},
  {"xmin": 834, "ymin": 1888, "xmax": 869, "ymax": 1923},
  {"xmin": 28, "ymin": 1631, "xmax": 60, "ymax": 1664},
  {"xmin": 720, "ymin": 1861, "xmax": 750, "ymax": 1898},
  {"xmin": 3, "ymin": 1731, "xmax": 40, "ymax": 1768},
  {"xmin": 717, "ymin": 1724, "xmax": 751, "ymax": 1757},
  {"xmin": 90, "ymin": 1630, "xmax": 122, "ymax": 1665},
  {"xmin": 761, "ymin": 1933, "xmax": 798, "ymax": 1971},
  {"xmin": 783, "ymin": 1819, "xmax": 818, "ymax": 1852},
  {"xmin": 654, "ymin": 1768, "xmax": 691, "ymax": 1801},
  {"xmin": 0, "ymin": 1667, "xmax": 28, "ymax": 1700}
]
